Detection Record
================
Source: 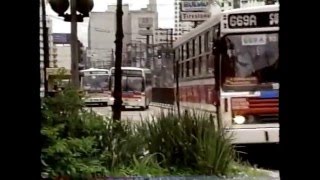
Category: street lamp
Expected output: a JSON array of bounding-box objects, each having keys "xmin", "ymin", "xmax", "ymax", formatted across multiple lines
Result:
[{"xmin": 48, "ymin": 0, "xmax": 94, "ymax": 88}]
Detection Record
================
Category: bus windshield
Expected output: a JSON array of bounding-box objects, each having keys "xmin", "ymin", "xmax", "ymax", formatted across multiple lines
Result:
[
  {"xmin": 111, "ymin": 76, "xmax": 144, "ymax": 92},
  {"xmin": 221, "ymin": 33, "xmax": 279, "ymax": 91},
  {"xmin": 82, "ymin": 75, "xmax": 109, "ymax": 92}
]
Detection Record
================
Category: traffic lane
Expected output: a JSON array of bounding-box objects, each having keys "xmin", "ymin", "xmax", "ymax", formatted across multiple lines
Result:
[{"xmin": 89, "ymin": 106, "xmax": 167, "ymax": 121}]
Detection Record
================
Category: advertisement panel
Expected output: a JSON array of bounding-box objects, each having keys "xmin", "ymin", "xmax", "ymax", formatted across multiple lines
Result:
[
  {"xmin": 181, "ymin": 1, "xmax": 209, "ymax": 12},
  {"xmin": 138, "ymin": 17, "xmax": 153, "ymax": 28},
  {"xmin": 52, "ymin": 33, "xmax": 71, "ymax": 44}
]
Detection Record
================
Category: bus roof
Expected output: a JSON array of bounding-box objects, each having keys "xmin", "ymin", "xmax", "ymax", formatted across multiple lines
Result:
[
  {"xmin": 223, "ymin": 4, "xmax": 279, "ymax": 15},
  {"xmin": 110, "ymin": 67, "xmax": 151, "ymax": 72},
  {"xmin": 173, "ymin": 5, "xmax": 279, "ymax": 48},
  {"xmin": 173, "ymin": 12, "xmax": 222, "ymax": 48},
  {"xmin": 80, "ymin": 68, "xmax": 109, "ymax": 72}
]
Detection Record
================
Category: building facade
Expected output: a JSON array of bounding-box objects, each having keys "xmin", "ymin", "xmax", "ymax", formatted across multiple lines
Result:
[
  {"xmin": 40, "ymin": 1, "xmax": 57, "ymax": 88},
  {"xmin": 88, "ymin": 0, "xmax": 159, "ymax": 69}
]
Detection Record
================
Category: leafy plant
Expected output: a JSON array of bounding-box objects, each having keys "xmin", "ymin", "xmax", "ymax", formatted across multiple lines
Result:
[
  {"xmin": 138, "ymin": 109, "xmax": 235, "ymax": 176},
  {"xmin": 41, "ymin": 86, "xmax": 109, "ymax": 179}
]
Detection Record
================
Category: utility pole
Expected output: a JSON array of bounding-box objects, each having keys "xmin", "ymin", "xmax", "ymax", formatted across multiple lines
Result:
[
  {"xmin": 41, "ymin": 0, "xmax": 50, "ymax": 97},
  {"xmin": 175, "ymin": 57, "xmax": 181, "ymax": 117},
  {"xmin": 111, "ymin": 48, "xmax": 115, "ymax": 67},
  {"xmin": 170, "ymin": 28, "xmax": 173, "ymax": 48},
  {"xmin": 146, "ymin": 27, "xmax": 150, "ymax": 68},
  {"xmin": 151, "ymin": 35, "xmax": 155, "ymax": 70},
  {"xmin": 70, "ymin": 0, "xmax": 79, "ymax": 88},
  {"xmin": 112, "ymin": 0, "xmax": 124, "ymax": 121},
  {"xmin": 139, "ymin": 41, "xmax": 142, "ymax": 67}
]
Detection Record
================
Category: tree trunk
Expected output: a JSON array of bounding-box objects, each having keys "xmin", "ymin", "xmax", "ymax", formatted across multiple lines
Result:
[{"xmin": 112, "ymin": 0, "xmax": 123, "ymax": 121}]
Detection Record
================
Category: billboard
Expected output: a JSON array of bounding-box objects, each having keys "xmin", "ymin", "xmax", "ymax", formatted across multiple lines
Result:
[
  {"xmin": 138, "ymin": 17, "xmax": 153, "ymax": 28},
  {"xmin": 181, "ymin": 1, "xmax": 209, "ymax": 12},
  {"xmin": 138, "ymin": 29, "xmax": 153, "ymax": 36},
  {"xmin": 180, "ymin": 12, "xmax": 211, "ymax": 21},
  {"xmin": 52, "ymin": 33, "xmax": 71, "ymax": 44}
]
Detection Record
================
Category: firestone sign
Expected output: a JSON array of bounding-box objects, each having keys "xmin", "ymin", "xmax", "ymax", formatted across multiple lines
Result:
[{"xmin": 180, "ymin": 12, "xmax": 211, "ymax": 21}]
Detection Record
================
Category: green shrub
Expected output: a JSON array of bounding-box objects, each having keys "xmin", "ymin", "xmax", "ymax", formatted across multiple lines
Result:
[
  {"xmin": 41, "ymin": 86, "xmax": 238, "ymax": 178},
  {"xmin": 41, "ymin": 86, "xmax": 109, "ymax": 178},
  {"xmin": 41, "ymin": 86, "xmax": 146, "ymax": 178},
  {"xmin": 138, "ymin": 110, "xmax": 235, "ymax": 176}
]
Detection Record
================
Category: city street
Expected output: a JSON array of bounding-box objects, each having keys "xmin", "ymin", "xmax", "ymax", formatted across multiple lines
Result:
[{"xmin": 87, "ymin": 105, "xmax": 169, "ymax": 122}]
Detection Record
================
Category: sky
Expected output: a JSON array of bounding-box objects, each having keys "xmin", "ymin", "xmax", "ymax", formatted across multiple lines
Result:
[{"xmin": 47, "ymin": 0, "xmax": 175, "ymax": 46}]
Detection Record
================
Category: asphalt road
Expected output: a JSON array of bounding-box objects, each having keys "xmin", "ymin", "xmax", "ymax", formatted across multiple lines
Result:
[{"xmin": 87, "ymin": 105, "xmax": 168, "ymax": 122}]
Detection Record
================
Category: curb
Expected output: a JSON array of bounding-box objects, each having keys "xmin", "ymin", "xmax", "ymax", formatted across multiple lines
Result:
[
  {"xmin": 150, "ymin": 102, "xmax": 216, "ymax": 114},
  {"xmin": 150, "ymin": 102, "xmax": 174, "ymax": 109}
]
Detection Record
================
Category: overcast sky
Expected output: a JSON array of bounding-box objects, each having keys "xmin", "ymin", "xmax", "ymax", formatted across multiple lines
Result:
[{"xmin": 47, "ymin": 0, "xmax": 174, "ymax": 46}]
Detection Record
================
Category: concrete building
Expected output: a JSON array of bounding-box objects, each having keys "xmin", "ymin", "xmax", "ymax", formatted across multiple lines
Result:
[
  {"xmin": 173, "ymin": 0, "xmax": 195, "ymax": 41},
  {"xmin": 40, "ymin": 1, "xmax": 57, "ymax": 88},
  {"xmin": 218, "ymin": 0, "xmax": 278, "ymax": 11},
  {"xmin": 55, "ymin": 45, "xmax": 71, "ymax": 70},
  {"xmin": 88, "ymin": 11, "xmax": 115, "ymax": 68},
  {"xmin": 88, "ymin": 5, "xmax": 130, "ymax": 68},
  {"xmin": 88, "ymin": 0, "xmax": 159, "ymax": 68}
]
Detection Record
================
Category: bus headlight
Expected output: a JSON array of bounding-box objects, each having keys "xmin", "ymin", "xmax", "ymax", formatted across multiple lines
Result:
[
  {"xmin": 233, "ymin": 115, "xmax": 246, "ymax": 124},
  {"xmin": 109, "ymin": 97, "xmax": 115, "ymax": 101}
]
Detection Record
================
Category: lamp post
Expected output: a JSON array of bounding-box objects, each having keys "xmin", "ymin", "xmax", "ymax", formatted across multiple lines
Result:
[{"xmin": 48, "ymin": 0, "xmax": 94, "ymax": 88}]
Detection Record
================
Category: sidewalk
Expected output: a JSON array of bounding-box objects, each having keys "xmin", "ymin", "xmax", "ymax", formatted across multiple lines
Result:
[{"xmin": 150, "ymin": 102, "xmax": 216, "ymax": 114}]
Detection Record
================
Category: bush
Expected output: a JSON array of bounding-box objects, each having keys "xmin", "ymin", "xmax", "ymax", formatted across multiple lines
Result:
[
  {"xmin": 41, "ymin": 86, "xmax": 237, "ymax": 178},
  {"xmin": 41, "ymin": 86, "xmax": 109, "ymax": 178},
  {"xmin": 138, "ymin": 110, "xmax": 235, "ymax": 176},
  {"xmin": 41, "ymin": 86, "xmax": 147, "ymax": 178}
]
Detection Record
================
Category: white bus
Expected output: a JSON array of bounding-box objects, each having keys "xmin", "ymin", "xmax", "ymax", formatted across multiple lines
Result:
[
  {"xmin": 173, "ymin": 5, "xmax": 279, "ymax": 144},
  {"xmin": 80, "ymin": 68, "xmax": 110, "ymax": 106},
  {"xmin": 108, "ymin": 67, "xmax": 152, "ymax": 110}
]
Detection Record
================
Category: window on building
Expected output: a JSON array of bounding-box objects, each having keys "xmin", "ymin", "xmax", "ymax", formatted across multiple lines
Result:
[
  {"xmin": 199, "ymin": 35, "xmax": 202, "ymax": 54},
  {"xmin": 192, "ymin": 39, "xmax": 195, "ymax": 56},
  {"xmin": 181, "ymin": 63, "xmax": 184, "ymax": 78},
  {"xmin": 181, "ymin": 45, "xmax": 184, "ymax": 60},
  {"xmin": 234, "ymin": 0, "xmax": 240, "ymax": 8},
  {"xmin": 199, "ymin": 56, "xmax": 202, "ymax": 75},
  {"xmin": 205, "ymin": 31, "xmax": 209, "ymax": 52},
  {"xmin": 192, "ymin": 59, "xmax": 196, "ymax": 76},
  {"xmin": 186, "ymin": 61, "xmax": 190, "ymax": 77},
  {"xmin": 229, "ymin": 2, "xmax": 232, "ymax": 6},
  {"xmin": 186, "ymin": 42, "xmax": 190, "ymax": 59}
]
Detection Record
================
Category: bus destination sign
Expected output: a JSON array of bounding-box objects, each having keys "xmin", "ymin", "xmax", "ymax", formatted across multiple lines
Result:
[{"xmin": 228, "ymin": 11, "xmax": 279, "ymax": 29}]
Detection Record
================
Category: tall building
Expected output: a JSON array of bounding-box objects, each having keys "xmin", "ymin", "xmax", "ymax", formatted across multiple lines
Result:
[
  {"xmin": 88, "ymin": 0, "xmax": 159, "ymax": 68},
  {"xmin": 55, "ymin": 45, "xmax": 71, "ymax": 70},
  {"xmin": 173, "ymin": 0, "xmax": 194, "ymax": 41},
  {"xmin": 218, "ymin": 0, "xmax": 278, "ymax": 11},
  {"xmin": 40, "ymin": 1, "xmax": 57, "ymax": 88},
  {"xmin": 88, "ymin": 10, "xmax": 116, "ymax": 68}
]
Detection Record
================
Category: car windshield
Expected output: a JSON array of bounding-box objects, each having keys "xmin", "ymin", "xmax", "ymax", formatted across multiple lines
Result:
[{"xmin": 220, "ymin": 33, "xmax": 279, "ymax": 91}]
